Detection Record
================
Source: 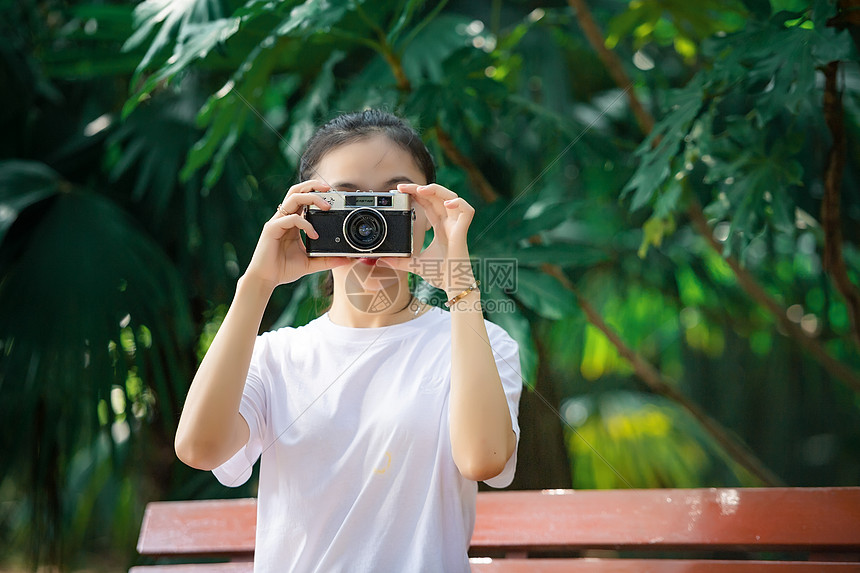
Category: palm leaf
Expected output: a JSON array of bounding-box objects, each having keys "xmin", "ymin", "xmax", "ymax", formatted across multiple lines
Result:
[
  {"xmin": 0, "ymin": 161, "xmax": 62, "ymax": 243},
  {"xmin": 107, "ymin": 92, "xmax": 273, "ymax": 300},
  {"xmin": 0, "ymin": 169, "xmax": 194, "ymax": 558}
]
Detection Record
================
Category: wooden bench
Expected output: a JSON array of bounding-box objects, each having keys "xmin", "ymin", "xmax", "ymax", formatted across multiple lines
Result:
[{"xmin": 130, "ymin": 487, "xmax": 860, "ymax": 572}]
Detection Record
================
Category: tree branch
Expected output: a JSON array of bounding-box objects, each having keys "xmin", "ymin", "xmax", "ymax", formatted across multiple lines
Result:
[
  {"xmin": 687, "ymin": 199, "xmax": 860, "ymax": 393},
  {"xmin": 434, "ymin": 126, "xmax": 499, "ymax": 203},
  {"xmin": 821, "ymin": 60, "xmax": 860, "ymax": 350},
  {"xmin": 382, "ymin": 47, "xmax": 412, "ymax": 93},
  {"xmin": 376, "ymin": 11, "xmax": 783, "ymax": 483},
  {"xmin": 565, "ymin": 0, "xmax": 654, "ymax": 135},
  {"xmin": 567, "ymin": 0, "xmax": 860, "ymax": 393},
  {"xmin": 360, "ymin": 9, "xmax": 411, "ymax": 93},
  {"xmin": 542, "ymin": 265, "xmax": 783, "ymax": 487},
  {"xmin": 376, "ymin": 27, "xmax": 497, "ymax": 204}
]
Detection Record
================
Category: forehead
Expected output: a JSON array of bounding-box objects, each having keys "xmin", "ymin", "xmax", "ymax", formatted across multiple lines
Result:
[{"xmin": 314, "ymin": 134, "xmax": 427, "ymax": 187}]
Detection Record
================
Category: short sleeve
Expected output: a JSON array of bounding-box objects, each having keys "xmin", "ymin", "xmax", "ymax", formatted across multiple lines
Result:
[
  {"xmin": 212, "ymin": 339, "xmax": 269, "ymax": 488},
  {"xmin": 482, "ymin": 324, "xmax": 523, "ymax": 489}
]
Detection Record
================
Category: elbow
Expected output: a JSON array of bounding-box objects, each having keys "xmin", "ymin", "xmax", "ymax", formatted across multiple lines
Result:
[
  {"xmin": 454, "ymin": 429, "xmax": 517, "ymax": 482},
  {"xmin": 175, "ymin": 432, "xmax": 225, "ymax": 471},
  {"xmin": 454, "ymin": 449, "xmax": 511, "ymax": 482},
  {"xmin": 175, "ymin": 413, "xmax": 248, "ymax": 471}
]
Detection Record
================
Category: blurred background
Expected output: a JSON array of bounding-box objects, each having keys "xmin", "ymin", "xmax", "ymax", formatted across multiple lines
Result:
[{"xmin": 1, "ymin": 0, "xmax": 859, "ymax": 570}]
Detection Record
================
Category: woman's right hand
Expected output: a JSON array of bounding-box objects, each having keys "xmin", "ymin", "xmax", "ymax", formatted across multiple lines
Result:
[{"xmin": 243, "ymin": 180, "xmax": 350, "ymax": 290}]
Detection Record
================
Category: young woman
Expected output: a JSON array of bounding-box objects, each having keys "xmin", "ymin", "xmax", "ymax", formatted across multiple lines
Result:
[{"xmin": 174, "ymin": 110, "xmax": 522, "ymax": 572}]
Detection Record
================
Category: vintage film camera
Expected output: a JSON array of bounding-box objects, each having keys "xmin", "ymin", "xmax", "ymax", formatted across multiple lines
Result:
[{"xmin": 303, "ymin": 191, "xmax": 414, "ymax": 257}]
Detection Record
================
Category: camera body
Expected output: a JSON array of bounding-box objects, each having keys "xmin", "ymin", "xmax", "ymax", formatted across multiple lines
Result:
[{"xmin": 304, "ymin": 191, "xmax": 414, "ymax": 257}]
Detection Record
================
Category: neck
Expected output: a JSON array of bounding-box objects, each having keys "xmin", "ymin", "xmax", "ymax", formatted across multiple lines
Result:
[{"xmin": 328, "ymin": 263, "xmax": 419, "ymax": 328}]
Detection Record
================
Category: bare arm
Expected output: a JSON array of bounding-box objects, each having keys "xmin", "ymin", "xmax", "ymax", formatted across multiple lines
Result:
[
  {"xmin": 390, "ymin": 183, "xmax": 516, "ymax": 482},
  {"xmin": 447, "ymin": 265, "xmax": 517, "ymax": 482},
  {"xmin": 174, "ymin": 276, "xmax": 271, "ymax": 470},
  {"xmin": 174, "ymin": 181, "xmax": 348, "ymax": 470}
]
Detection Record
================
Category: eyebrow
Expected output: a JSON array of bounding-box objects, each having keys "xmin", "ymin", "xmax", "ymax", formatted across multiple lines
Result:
[{"xmin": 331, "ymin": 176, "xmax": 416, "ymax": 191}]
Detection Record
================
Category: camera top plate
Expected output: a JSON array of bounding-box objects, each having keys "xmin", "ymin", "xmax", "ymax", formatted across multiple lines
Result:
[{"xmin": 305, "ymin": 191, "xmax": 411, "ymax": 211}]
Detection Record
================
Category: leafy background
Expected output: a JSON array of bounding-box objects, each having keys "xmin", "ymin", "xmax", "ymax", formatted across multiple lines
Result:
[{"xmin": 1, "ymin": 0, "xmax": 859, "ymax": 569}]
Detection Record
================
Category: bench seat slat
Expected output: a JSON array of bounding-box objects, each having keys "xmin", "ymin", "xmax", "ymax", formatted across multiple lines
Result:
[
  {"xmin": 470, "ymin": 559, "xmax": 860, "ymax": 572},
  {"xmin": 128, "ymin": 559, "xmax": 860, "ymax": 573},
  {"xmin": 137, "ymin": 498, "xmax": 256, "ymax": 557},
  {"xmin": 129, "ymin": 564, "xmax": 253, "ymax": 573}
]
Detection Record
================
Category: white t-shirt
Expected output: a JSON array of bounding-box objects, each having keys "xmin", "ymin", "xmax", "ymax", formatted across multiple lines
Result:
[{"xmin": 212, "ymin": 305, "xmax": 522, "ymax": 573}]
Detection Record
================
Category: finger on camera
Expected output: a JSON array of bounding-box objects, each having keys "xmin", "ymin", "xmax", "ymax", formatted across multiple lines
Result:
[
  {"xmin": 403, "ymin": 183, "xmax": 454, "ymax": 212},
  {"xmin": 283, "ymin": 179, "xmax": 331, "ymax": 202},
  {"xmin": 443, "ymin": 197, "xmax": 475, "ymax": 214},
  {"xmin": 396, "ymin": 183, "xmax": 421, "ymax": 193},
  {"xmin": 269, "ymin": 213, "xmax": 318, "ymax": 239},
  {"xmin": 398, "ymin": 185, "xmax": 444, "ymax": 222},
  {"xmin": 307, "ymin": 256, "xmax": 351, "ymax": 274},
  {"xmin": 419, "ymin": 193, "xmax": 450, "ymax": 222},
  {"xmin": 417, "ymin": 183, "xmax": 457, "ymax": 201},
  {"xmin": 419, "ymin": 204, "xmax": 444, "ymax": 231},
  {"xmin": 404, "ymin": 193, "xmax": 442, "ymax": 226},
  {"xmin": 283, "ymin": 192, "xmax": 332, "ymax": 214}
]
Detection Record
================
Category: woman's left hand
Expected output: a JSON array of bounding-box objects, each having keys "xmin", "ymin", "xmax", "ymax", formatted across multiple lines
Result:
[{"xmin": 384, "ymin": 183, "xmax": 476, "ymax": 292}]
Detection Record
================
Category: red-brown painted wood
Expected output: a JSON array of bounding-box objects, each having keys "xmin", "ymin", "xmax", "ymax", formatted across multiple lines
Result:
[
  {"xmin": 137, "ymin": 498, "xmax": 256, "ymax": 557},
  {"xmin": 129, "ymin": 559, "xmax": 860, "ymax": 573},
  {"xmin": 133, "ymin": 488, "xmax": 860, "ymax": 571},
  {"xmin": 129, "ymin": 564, "xmax": 253, "ymax": 573},
  {"xmin": 471, "ymin": 488, "xmax": 860, "ymax": 553},
  {"xmin": 469, "ymin": 559, "xmax": 860, "ymax": 572}
]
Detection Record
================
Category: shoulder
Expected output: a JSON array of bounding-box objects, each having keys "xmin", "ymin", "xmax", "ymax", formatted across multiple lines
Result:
[{"xmin": 255, "ymin": 315, "xmax": 327, "ymax": 351}]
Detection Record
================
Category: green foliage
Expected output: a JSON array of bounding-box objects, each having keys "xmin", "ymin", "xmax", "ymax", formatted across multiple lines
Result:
[
  {"xmin": 622, "ymin": 78, "xmax": 705, "ymax": 212},
  {"xmin": 606, "ymin": 0, "xmax": 748, "ymax": 59},
  {"xmin": 0, "ymin": 162, "xmax": 194, "ymax": 564},
  {"xmin": 623, "ymin": 4, "xmax": 857, "ymax": 256},
  {"xmin": 564, "ymin": 391, "xmax": 759, "ymax": 488},
  {"xmin": 122, "ymin": 0, "xmax": 237, "ymax": 110},
  {"xmin": 3, "ymin": 0, "xmax": 860, "ymax": 568}
]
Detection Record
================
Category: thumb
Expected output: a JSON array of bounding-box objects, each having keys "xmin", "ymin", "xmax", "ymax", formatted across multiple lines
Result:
[{"xmin": 306, "ymin": 256, "xmax": 352, "ymax": 274}]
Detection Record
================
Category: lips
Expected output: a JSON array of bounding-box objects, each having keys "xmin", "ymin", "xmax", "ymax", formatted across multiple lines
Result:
[{"xmin": 359, "ymin": 258, "xmax": 378, "ymax": 266}]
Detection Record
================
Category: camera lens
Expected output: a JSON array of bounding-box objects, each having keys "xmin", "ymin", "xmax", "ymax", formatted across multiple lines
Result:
[
  {"xmin": 358, "ymin": 222, "xmax": 374, "ymax": 237},
  {"xmin": 343, "ymin": 208, "xmax": 387, "ymax": 251}
]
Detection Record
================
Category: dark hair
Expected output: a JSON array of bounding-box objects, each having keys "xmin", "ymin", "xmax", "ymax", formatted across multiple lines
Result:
[
  {"xmin": 299, "ymin": 109, "xmax": 436, "ymax": 185},
  {"xmin": 302, "ymin": 110, "xmax": 435, "ymax": 304}
]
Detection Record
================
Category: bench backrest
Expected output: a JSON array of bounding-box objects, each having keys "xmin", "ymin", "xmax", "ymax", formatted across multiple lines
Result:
[
  {"xmin": 137, "ymin": 487, "xmax": 860, "ymax": 560},
  {"xmin": 472, "ymin": 487, "xmax": 860, "ymax": 553}
]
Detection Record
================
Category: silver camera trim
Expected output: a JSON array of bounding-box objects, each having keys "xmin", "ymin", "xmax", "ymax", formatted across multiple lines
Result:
[
  {"xmin": 304, "ymin": 191, "xmax": 414, "ymax": 258},
  {"xmin": 307, "ymin": 190, "xmax": 412, "ymax": 210}
]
